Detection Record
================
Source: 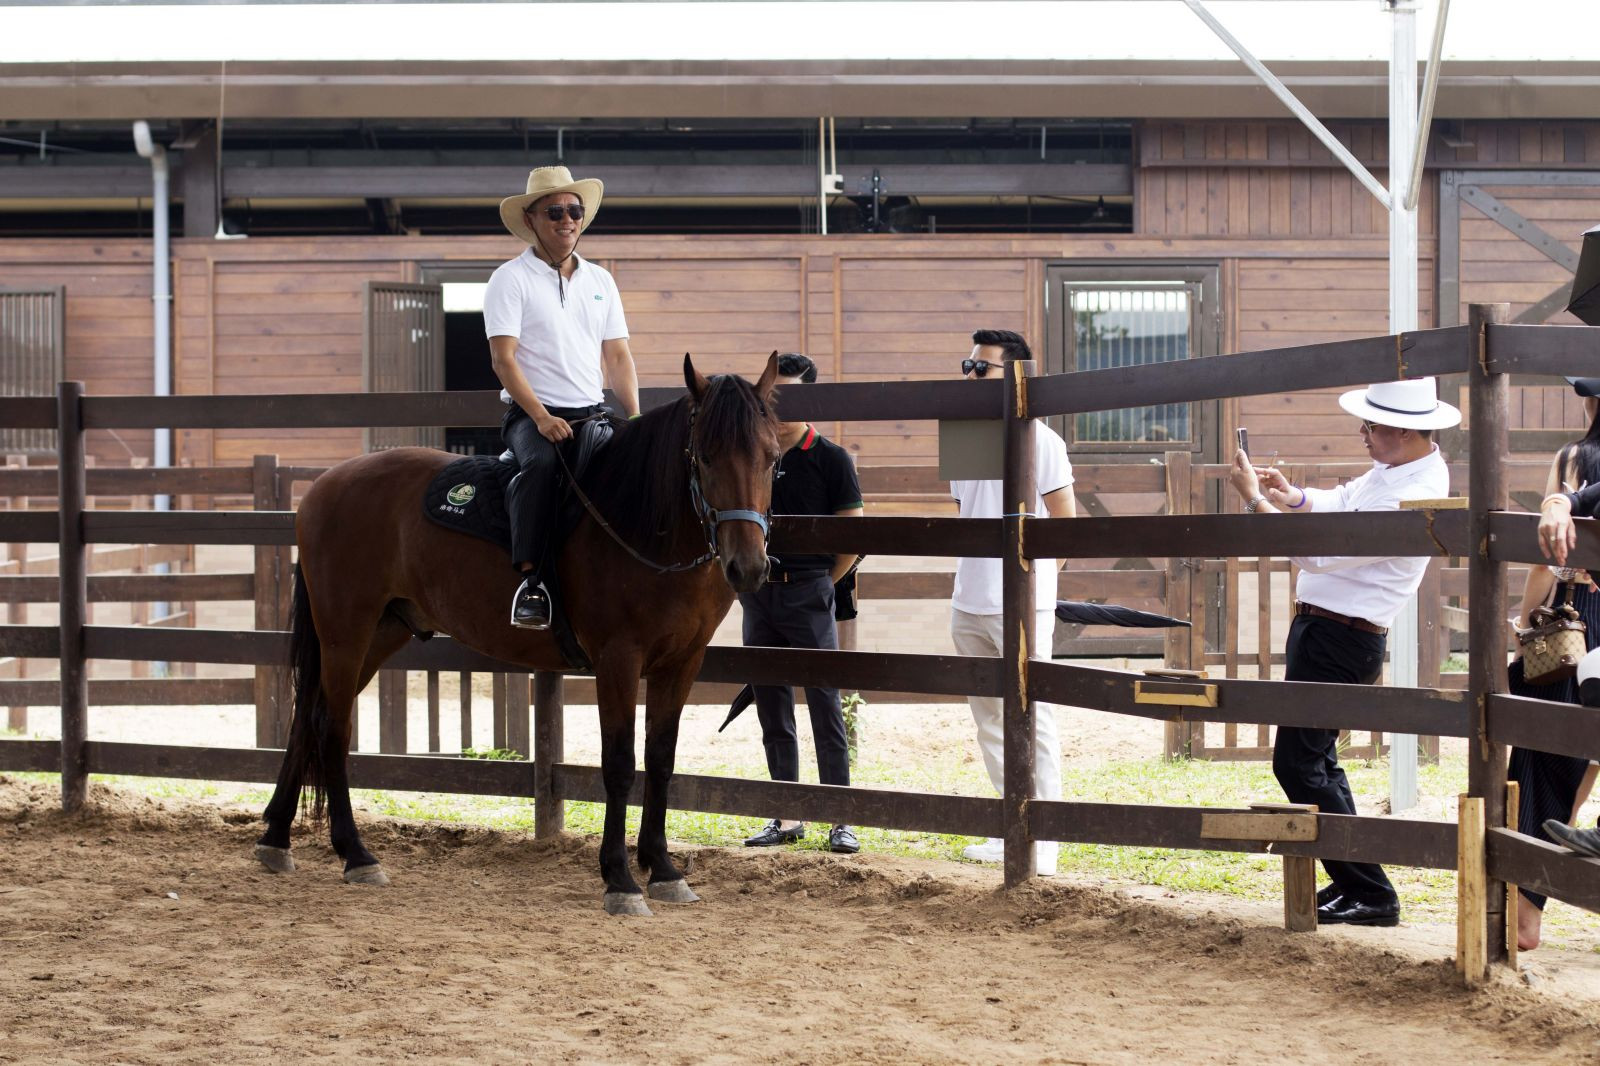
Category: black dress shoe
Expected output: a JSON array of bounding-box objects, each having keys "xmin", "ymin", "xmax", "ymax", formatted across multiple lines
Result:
[
  {"xmin": 828, "ymin": 825, "xmax": 860, "ymax": 854},
  {"xmin": 1543, "ymin": 819, "xmax": 1600, "ymax": 859},
  {"xmin": 1318, "ymin": 896, "xmax": 1400, "ymax": 927},
  {"xmin": 1316, "ymin": 884, "xmax": 1342, "ymax": 907},
  {"xmin": 744, "ymin": 820, "xmax": 804, "ymax": 847},
  {"xmin": 510, "ymin": 578, "xmax": 552, "ymax": 630}
]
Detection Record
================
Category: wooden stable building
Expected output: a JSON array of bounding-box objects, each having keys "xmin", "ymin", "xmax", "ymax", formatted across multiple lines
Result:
[{"xmin": 2, "ymin": 117, "xmax": 1598, "ymax": 480}]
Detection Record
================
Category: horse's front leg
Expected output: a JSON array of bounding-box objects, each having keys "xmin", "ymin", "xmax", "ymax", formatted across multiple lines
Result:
[
  {"xmin": 639, "ymin": 664, "xmax": 700, "ymax": 905},
  {"xmin": 596, "ymin": 657, "xmax": 649, "ymax": 916}
]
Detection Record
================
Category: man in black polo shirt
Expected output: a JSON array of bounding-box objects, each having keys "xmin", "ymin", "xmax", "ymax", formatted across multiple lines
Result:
[{"xmin": 740, "ymin": 353, "xmax": 866, "ymax": 854}]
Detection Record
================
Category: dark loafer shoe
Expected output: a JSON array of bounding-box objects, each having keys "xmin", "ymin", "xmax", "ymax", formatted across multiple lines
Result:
[
  {"xmin": 1315, "ymin": 896, "xmax": 1346, "ymax": 922},
  {"xmin": 510, "ymin": 578, "xmax": 552, "ymax": 631},
  {"xmin": 1318, "ymin": 896, "xmax": 1400, "ymax": 927},
  {"xmin": 828, "ymin": 825, "xmax": 860, "ymax": 854},
  {"xmin": 744, "ymin": 820, "xmax": 804, "ymax": 847},
  {"xmin": 1316, "ymin": 884, "xmax": 1342, "ymax": 907},
  {"xmin": 1543, "ymin": 819, "xmax": 1600, "ymax": 860}
]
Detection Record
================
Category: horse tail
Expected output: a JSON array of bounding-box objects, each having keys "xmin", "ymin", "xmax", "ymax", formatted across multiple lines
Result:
[{"xmin": 283, "ymin": 563, "xmax": 330, "ymax": 821}]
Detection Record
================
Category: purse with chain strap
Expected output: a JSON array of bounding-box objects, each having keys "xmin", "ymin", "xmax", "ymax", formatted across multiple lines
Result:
[{"xmin": 1518, "ymin": 580, "xmax": 1587, "ymax": 685}]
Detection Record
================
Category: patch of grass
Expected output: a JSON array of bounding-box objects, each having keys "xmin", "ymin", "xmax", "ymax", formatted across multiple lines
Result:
[{"xmin": 461, "ymin": 746, "xmax": 524, "ymax": 761}]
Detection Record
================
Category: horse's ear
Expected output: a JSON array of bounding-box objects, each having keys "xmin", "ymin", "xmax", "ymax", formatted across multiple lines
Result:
[
  {"xmin": 754, "ymin": 350, "xmax": 779, "ymax": 405},
  {"xmin": 684, "ymin": 353, "xmax": 711, "ymax": 402}
]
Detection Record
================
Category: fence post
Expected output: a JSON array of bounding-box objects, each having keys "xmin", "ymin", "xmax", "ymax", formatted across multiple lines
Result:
[
  {"xmin": 57, "ymin": 381, "xmax": 88, "ymax": 812},
  {"xmin": 533, "ymin": 670, "xmax": 565, "ymax": 837},
  {"xmin": 1162, "ymin": 450, "xmax": 1194, "ymax": 760},
  {"xmin": 252, "ymin": 454, "xmax": 289, "ymax": 748},
  {"xmin": 1465, "ymin": 301, "xmax": 1510, "ymax": 976},
  {"xmin": 1001, "ymin": 355, "xmax": 1037, "ymax": 887},
  {"xmin": 506, "ymin": 673, "xmax": 530, "ymax": 759}
]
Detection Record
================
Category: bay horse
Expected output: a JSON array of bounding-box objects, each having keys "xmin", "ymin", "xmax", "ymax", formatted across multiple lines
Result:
[{"xmin": 254, "ymin": 354, "xmax": 782, "ymax": 916}]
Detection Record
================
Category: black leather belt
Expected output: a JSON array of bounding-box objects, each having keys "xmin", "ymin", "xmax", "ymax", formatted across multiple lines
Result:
[
  {"xmin": 767, "ymin": 569, "xmax": 830, "ymax": 584},
  {"xmin": 1297, "ymin": 602, "xmax": 1388, "ymax": 636}
]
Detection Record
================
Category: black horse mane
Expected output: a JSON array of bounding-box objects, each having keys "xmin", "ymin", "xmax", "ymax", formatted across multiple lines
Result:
[{"xmin": 580, "ymin": 373, "xmax": 774, "ymax": 554}]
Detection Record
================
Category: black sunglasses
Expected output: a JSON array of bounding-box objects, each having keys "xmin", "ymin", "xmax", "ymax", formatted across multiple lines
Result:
[
  {"xmin": 535, "ymin": 204, "xmax": 585, "ymax": 223},
  {"xmin": 961, "ymin": 358, "xmax": 994, "ymax": 378}
]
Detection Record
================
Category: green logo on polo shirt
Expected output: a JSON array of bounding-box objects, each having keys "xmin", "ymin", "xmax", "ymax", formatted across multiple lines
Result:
[
  {"xmin": 446, "ymin": 483, "xmax": 476, "ymax": 507},
  {"xmin": 593, "ymin": 293, "xmax": 603, "ymax": 300}
]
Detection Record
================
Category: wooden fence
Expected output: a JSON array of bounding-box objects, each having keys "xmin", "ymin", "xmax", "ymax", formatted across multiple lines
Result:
[{"xmin": 2, "ymin": 308, "xmax": 1598, "ymax": 984}]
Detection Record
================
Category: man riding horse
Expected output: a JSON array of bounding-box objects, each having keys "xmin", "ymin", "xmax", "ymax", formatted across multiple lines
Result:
[{"xmin": 484, "ymin": 166, "xmax": 641, "ymax": 630}]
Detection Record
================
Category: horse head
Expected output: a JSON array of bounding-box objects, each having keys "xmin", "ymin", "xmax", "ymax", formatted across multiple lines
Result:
[{"xmin": 684, "ymin": 352, "xmax": 781, "ymax": 593}]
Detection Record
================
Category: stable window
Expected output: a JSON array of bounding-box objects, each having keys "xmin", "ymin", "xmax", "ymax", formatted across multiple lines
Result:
[
  {"xmin": 0, "ymin": 286, "xmax": 65, "ymax": 455},
  {"xmin": 363, "ymin": 281, "xmax": 444, "ymax": 451},
  {"xmin": 1044, "ymin": 265, "xmax": 1220, "ymax": 458}
]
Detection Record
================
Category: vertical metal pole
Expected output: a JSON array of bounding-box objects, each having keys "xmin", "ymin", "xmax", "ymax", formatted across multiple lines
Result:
[
  {"xmin": 1466, "ymin": 301, "xmax": 1510, "ymax": 968},
  {"xmin": 1388, "ymin": 0, "xmax": 1423, "ymax": 813},
  {"xmin": 533, "ymin": 671, "xmax": 565, "ymax": 838},
  {"xmin": 1001, "ymin": 355, "xmax": 1037, "ymax": 887},
  {"xmin": 57, "ymin": 381, "xmax": 87, "ymax": 812}
]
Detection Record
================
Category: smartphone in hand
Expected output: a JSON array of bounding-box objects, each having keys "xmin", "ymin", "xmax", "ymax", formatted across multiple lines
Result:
[{"xmin": 1235, "ymin": 427, "xmax": 1250, "ymax": 459}]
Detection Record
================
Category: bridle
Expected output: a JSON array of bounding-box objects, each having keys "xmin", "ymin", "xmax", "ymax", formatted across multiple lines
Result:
[
  {"xmin": 684, "ymin": 399, "xmax": 771, "ymax": 561},
  {"xmin": 557, "ymin": 402, "xmax": 771, "ymax": 575}
]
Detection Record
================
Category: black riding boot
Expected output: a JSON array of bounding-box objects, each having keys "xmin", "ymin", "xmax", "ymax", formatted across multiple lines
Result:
[{"xmin": 511, "ymin": 576, "xmax": 553, "ymax": 630}]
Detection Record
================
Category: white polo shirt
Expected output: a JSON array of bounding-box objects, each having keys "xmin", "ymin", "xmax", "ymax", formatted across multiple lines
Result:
[
  {"xmin": 482, "ymin": 249, "xmax": 629, "ymax": 409},
  {"xmin": 950, "ymin": 424, "xmax": 1074, "ymax": 615},
  {"xmin": 1293, "ymin": 444, "xmax": 1450, "ymax": 628}
]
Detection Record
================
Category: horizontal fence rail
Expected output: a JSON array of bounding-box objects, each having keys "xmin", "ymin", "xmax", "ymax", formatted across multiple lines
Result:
[
  {"xmin": 1031, "ymin": 661, "xmax": 1471, "ymax": 738},
  {"xmin": 1029, "ymin": 801, "xmax": 1459, "ymax": 871},
  {"xmin": 1028, "ymin": 326, "xmax": 1468, "ymax": 419}
]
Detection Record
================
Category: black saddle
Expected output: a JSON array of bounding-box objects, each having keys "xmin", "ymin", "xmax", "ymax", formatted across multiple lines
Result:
[
  {"xmin": 421, "ymin": 413, "xmax": 616, "ymax": 670},
  {"xmin": 423, "ymin": 414, "xmax": 615, "ymax": 554}
]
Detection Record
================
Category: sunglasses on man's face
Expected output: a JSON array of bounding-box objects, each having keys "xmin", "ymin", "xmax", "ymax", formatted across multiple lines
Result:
[
  {"xmin": 534, "ymin": 204, "xmax": 585, "ymax": 223},
  {"xmin": 961, "ymin": 358, "xmax": 994, "ymax": 378}
]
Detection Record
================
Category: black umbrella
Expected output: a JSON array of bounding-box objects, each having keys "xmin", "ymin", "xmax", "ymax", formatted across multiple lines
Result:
[
  {"xmin": 1055, "ymin": 600, "xmax": 1191, "ymax": 629},
  {"xmin": 1567, "ymin": 222, "xmax": 1600, "ymax": 326},
  {"xmin": 718, "ymin": 685, "xmax": 757, "ymax": 732}
]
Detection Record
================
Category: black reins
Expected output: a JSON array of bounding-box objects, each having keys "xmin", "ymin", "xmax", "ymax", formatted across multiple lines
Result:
[{"xmin": 553, "ymin": 404, "xmax": 770, "ymax": 575}]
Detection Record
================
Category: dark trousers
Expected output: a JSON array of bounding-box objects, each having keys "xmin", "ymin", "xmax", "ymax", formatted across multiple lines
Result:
[
  {"xmin": 1278, "ymin": 613, "xmax": 1397, "ymax": 904},
  {"xmin": 502, "ymin": 402, "xmax": 601, "ymax": 578},
  {"xmin": 739, "ymin": 575, "xmax": 850, "ymax": 789}
]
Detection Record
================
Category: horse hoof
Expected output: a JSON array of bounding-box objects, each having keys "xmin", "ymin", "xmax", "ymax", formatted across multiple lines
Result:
[
  {"xmin": 603, "ymin": 892, "xmax": 653, "ymax": 917},
  {"xmin": 343, "ymin": 864, "xmax": 390, "ymax": 886},
  {"xmin": 647, "ymin": 879, "xmax": 701, "ymax": 905},
  {"xmin": 253, "ymin": 844, "xmax": 295, "ymax": 874}
]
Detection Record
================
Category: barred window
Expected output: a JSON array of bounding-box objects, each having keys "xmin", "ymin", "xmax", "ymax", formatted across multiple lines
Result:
[{"xmin": 0, "ymin": 287, "xmax": 64, "ymax": 455}]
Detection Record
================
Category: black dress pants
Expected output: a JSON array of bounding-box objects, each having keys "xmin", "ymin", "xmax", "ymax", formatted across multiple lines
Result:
[
  {"xmin": 1278, "ymin": 613, "xmax": 1397, "ymax": 905},
  {"xmin": 739, "ymin": 574, "xmax": 851, "ymax": 788},
  {"xmin": 502, "ymin": 402, "xmax": 601, "ymax": 578}
]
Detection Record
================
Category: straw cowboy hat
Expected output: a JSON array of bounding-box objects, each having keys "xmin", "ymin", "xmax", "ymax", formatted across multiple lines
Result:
[
  {"xmin": 499, "ymin": 166, "xmax": 603, "ymax": 245},
  {"xmin": 1337, "ymin": 377, "xmax": 1461, "ymax": 431}
]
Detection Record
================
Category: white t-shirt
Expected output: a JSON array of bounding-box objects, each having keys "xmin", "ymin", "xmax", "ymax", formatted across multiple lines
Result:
[
  {"xmin": 1294, "ymin": 445, "xmax": 1451, "ymax": 628},
  {"xmin": 482, "ymin": 249, "xmax": 629, "ymax": 409},
  {"xmin": 951, "ymin": 424, "xmax": 1074, "ymax": 615}
]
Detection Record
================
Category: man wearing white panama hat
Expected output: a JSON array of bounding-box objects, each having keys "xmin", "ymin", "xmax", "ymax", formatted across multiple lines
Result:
[
  {"xmin": 1227, "ymin": 376, "xmax": 1460, "ymax": 928},
  {"xmin": 484, "ymin": 166, "xmax": 639, "ymax": 629}
]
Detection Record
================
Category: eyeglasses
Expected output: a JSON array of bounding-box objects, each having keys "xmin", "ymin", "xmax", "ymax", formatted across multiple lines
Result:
[
  {"xmin": 961, "ymin": 358, "xmax": 994, "ymax": 378},
  {"xmin": 535, "ymin": 204, "xmax": 585, "ymax": 223},
  {"xmin": 1359, "ymin": 420, "xmax": 1394, "ymax": 435}
]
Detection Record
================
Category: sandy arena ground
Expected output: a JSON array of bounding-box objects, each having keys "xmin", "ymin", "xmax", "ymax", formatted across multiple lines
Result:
[{"xmin": 3, "ymin": 774, "xmax": 1600, "ymax": 1065}]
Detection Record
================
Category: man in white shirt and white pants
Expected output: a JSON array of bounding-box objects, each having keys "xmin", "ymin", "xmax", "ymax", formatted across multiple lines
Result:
[
  {"xmin": 950, "ymin": 329, "xmax": 1076, "ymax": 877},
  {"xmin": 1229, "ymin": 377, "xmax": 1459, "ymax": 927},
  {"xmin": 483, "ymin": 166, "xmax": 639, "ymax": 629}
]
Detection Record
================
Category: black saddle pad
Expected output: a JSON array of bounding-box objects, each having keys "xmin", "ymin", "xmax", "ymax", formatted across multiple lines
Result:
[{"xmin": 423, "ymin": 456, "xmax": 518, "ymax": 552}]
